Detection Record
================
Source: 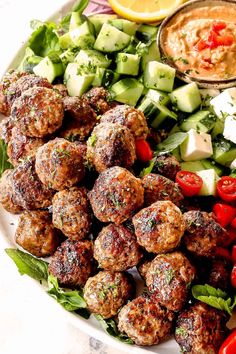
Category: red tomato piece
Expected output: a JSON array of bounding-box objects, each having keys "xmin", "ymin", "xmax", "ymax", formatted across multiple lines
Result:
[
  {"xmin": 212, "ymin": 21, "xmax": 226, "ymax": 33},
  {"xmin": 175, "ymin": 170, "xmax": 203, "ymax": 197},
  {"xmin": 213, "ymin": 203, "xmax": 236, "ymax": 228},
  {"xmin": 135, "ymin": 139, "xmax": 153, "ymax": 163},
  {"xmin": 217, "ymin": 176, "xmax": 236, "ymax": 203},
  {"xmin": 231, "ymin": 264, "xmax": 236, "ymax": 288},
  {"xmin": 195, "ymin": 39, "xmax": 208, "ymax": 51},
  {"xmin": 208, "ymin": 30, "xmax": 219, "ymax": 49},
  {"xmin": 219, "ymin": 328, "xmax": 236, "ymax": 354},
  {"xmin": 215, "ymin": 247, "xmax": 232, "ymax": 262},
  {"xmin": 220, "ymin": 35, "xmax": 234, "ymax": 46},
  {"xmin": 231, "ymin": 217, "xmax": 236, "ymax": 229},
  {"xmin": 224, "ymin": 227, "xmax": 236, "ymax": 247},
  {"xmin": 232, "ymin": 245, "xmax": 236, "ymax": 264}
]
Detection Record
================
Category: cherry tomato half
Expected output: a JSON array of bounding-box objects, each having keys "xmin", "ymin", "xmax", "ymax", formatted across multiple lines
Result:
[
  {"xmin": 213, "ymin": 203, "xmax": 236, "ymax": 228},
  {"xmin": 219, "ymin": 328, "xmax": 236, "ymax": 354},
  {"xmin": 231, "ymin": 264, "xmax": 236, "ymax": 288},
  {"xmin": 217, "ymin": 176, "xmax": 236, "ymax": 203},
  {"xmin": 175, "ymin": 171, "xmax": 203, "ymax": 197},
  {"xmin": 135, "ymin": 139, "xmax": 153, "ymax": 163},
  {"xmin": 231, "ymin": 217, "xmax": 236, "ymax": 229},
  {"xmin": 224, "ymin": 227, "xmax": 236, "ymax": 247},
  {"xmin": 232, "ymin": 245, "xmax": 236, "ymax": 264}
]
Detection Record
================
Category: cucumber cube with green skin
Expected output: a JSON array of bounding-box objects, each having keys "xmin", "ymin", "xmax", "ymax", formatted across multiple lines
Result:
[
  {"xmin": 88, "ymin": 14, "xmax": 118, "ymax": 34},
  {"xmin": 64, "ymin": 63, "xmax": 80, "ymax": 81},
  {"xmin": 110, "ymin": 78, "xmax": 143, "ymax": 106},
  {"xmin": 141, "ymin": 41, "xmax": 160, "ymax": 71},
  {"xmin": 136, "ymin": 24, "xmax": 158, "ymax": 43},
  {"xmin": 108, "ymin": 19, "xmax": 139, "ymax": 36},
  {"xmin": 75, "ymin": 49, "xmax": 111, "ymax": 69},
  {"xmin": 180, "ymin": 161, "xmax": 205, "ymax": 172},
  {"xmin": 201, "ymin": 159, "xmax": 227, "ymax": 177},
  {"xmin": 116, "ymin": 53, "xmax": 140, "ymax": 76},
  {"xmin": 170, "ymin": 82, "xmax": 201, "ymax": 113},
  {"xmin": 92, "ymin": 67, "xmax": 105, "ymax": 87},
  {"xmin": 213, "ymin": 135, "xmax": 236, "ymax": 166},
  {"xmin": 94, "ymin": 23, "xmax": 131, "ymax": 52},
  {"xmin": 66, "ymin": 74, "xmax": 94, "ymax": 97},
  {"xmin": 102, "ymin": 70, "xmax": 120, "ymax": 87},
  {"xmin": 59, "ymin": 32, "xmax": 73, "ymax": 49},
  {"xmin": 70, "ymin": 21, "xmax": 95, "ymax": 49},
  {"xmin": 33, "ymin": 55, "xmax": 64, "ymax": 83},
  {"xmin": 69, "ymin": 12, "xmax": 83, "ymax": 31},
  {"xmin": 180, "ymin": 110, "xmax": 216, "ymax": 133},
  {"xmin": 196, "ymin": 169, "xmax": 219, "ymax": 196},
  {"xmin": 59, "ymin": 49, "xmax": 77, "ymax": 65},
  {"xmin": 144, "ymin": 61, "xmax": 175, "ymax": 92},
  {"xmin": 146, "ymin": 89, "xmax": 170, "ymax": 106},
  {"xmin": 211, "ymin": 118, "xmax": 224, "ymax": 139}
]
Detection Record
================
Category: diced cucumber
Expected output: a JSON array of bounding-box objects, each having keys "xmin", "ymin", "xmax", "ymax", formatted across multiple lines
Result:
[
  {"xmin": 94, "ymin": 24, "xmax": 131, "ymax": 52},
  {"xmin": 69, "ymin": 12, "xmax": 83, "ymax": 31},
  {"xmin": 199, "ymin": 88, "xmax": 220, "ymax": 107},
  {"xmin": 88, "ymin": 14, "xmax": 118, "ymax": 34},
  {"xmin": 110, "ymin": 78, "xmax": 143, "ymax": 106},
  {"xmin": 213, "ymin": 135, "xmax": 236, "ymax": 166},
  {"xmin": 102, "ymin": 70, "xmax": 120, "ymax": 87},
  {"xmin": 136, "ymin": 24, "xmax": 158, "ymax": 43},
  {"xmin": 146, "ymin": 89, "xmax": 170, "ymax": 106},
  {"xmin": 116, "ymin": 53, "xmax": 140, "ymax": 76},
  {"xmin": 92, "ymin": 67, "xmax": 105, "ymax": 87},
  {"xmin": 144, "ymin": 61, "xmax": 175, "ymax": 93},
  {"xmin": 64, "ymin": 62, "xmax": 80, "ymax": 81},
  {"xmin": 180, "ymin": 161, "xmax": 204, "ymax": 172},
  {"xmin": 59, "ymin": 32, "xmax": 73, "ymax": 49},
  {"xmin": 211, "ymin": 118, "xmax": 224, "ymax": 139},
  {"xmin": 170, "ymin": 83, "xmax": 201, "ymax": 113},
  {"xmin": 18, "ymin": 47, "xmax": 43, "ymax": 72},
  {"xmin": 66, "ymin": 74, "xmax": 94, "ymax": 97},
  {"xmin": 75, "ymin": 49, "xmax": 111, "ymax": 68},
  {"xmin": 172, "ymin": 147, "xmax": 182, "ymax": 162},
  {"xmin": 33, "ymin": 54, "xmax": 64, "ymax": 83},
  {"xmin": 70, "ymin": 21, "xmax": 95, "ymax": 49},
  {"xmin": 141, "ymin": 41, "xmax": 160, "ymax": 71},
  {"xmin": 180, "ymin": 110, "xmax": 216, "ymax": 133},
  {"xmin": 201, "ymin": 159, "xmax": 227, "ymax": 177},
  {"xmin": 169, "ymin": 124, "xmax": 182, "ymax": 135},
  {"xmin": 59, "ymin": 48, "xmax": 77, "ymax": 65},
  {"xmin": 108, "ymin": 19, "xmax": 139, "ymax": 36},
  {"xmin": 196, "ymin": 169, "xmax": 219, "ymax": 196}
]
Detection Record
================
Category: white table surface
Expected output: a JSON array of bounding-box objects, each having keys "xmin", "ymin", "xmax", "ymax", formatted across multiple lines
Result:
[{"xmin": 0, "ymin": 1, "xmax": 124, "ymax": 353}]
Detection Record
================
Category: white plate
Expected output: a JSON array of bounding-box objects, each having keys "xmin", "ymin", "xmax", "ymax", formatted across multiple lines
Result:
[{"xmin": 0, "ymin": 1, "xmax": 232, "ymax": 354}]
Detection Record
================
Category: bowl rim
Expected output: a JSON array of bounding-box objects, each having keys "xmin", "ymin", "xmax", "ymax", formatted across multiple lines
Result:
[{"xmin": 157, "ymin": 0, "xmax": 236, "ymax": 87}]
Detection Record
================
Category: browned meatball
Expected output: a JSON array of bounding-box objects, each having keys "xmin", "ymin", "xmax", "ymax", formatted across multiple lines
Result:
[
  {"xmin": 175, "ymin": 302, "xmax": 228, "ymax": 354},
  {"xmin": 7, "ymin": 126, "xmax": 44, "ymax": 166},
  {"xmin": 100, "ymin": 104, "xmax": 149, "ymax": 139},
  {"xmin": 118, "ymin": 295, "xmax": 175, "ymax": 346},
  {"xmin": 137, "ymin": 258, "xmax": 153, "ymax": 280},
  {"xmin": 146, "ymin": 252, "xmax": 196, "ymax": 311},
  {"xmin": 183, "ymin": 211, "xmax": 227, "ymax": 258},
  {"xmin": 0, "ymin": 169, "xmax": 22, "ymax": 214},
  {"xmin": 88, "ymin": 166, "xmax": 144, "ymax": 224},
  {"xmin": 15, "ymin": 210, "xmax": 61, "ymax": 257},
  {"xmin": 0, "ymin": 117, "xmax": 14, "ymax": 143},
  {"xmin": 11, "ymin": 87, "xmax": 63, "ymax": 137},
  {"xmin": 52, "ymin": 187, "xmax": 91, "ymax": 240},
  {"xmin": 12, "ymin": 157, "xmax": 54, "ymax": 210},
  {"xmin": 60, "ymin": 96, "xmax": 97, "ymax": 141},
  {"xmin": 133, "ymin": 201, "xmax": 185, "ymax": 254},
  {"xmin": 87, "ymin": 123, "xmax": 136, "ymax": 173},
  {"xmin": 6, "ymin": 74, "xmax": 52, "ymax": 108},
  {"xmin": 48, "ymin": 239, "xmax": 96, "ymax": 288},
  {"xmin": 53, "ymin": 84, "xmax": 68, "ymax": 97},
  {"xmin": 0, "ymin": 70, "xmax": 28, "ymax": 116},
  {"xmin": 84, "ymin": 270, "xmax": 134, "ymax": 319},
  {"xmin": 94, "ymin": 224, "xmax": 143, "ymax": 271},
  {"xmin": 82, "ymin": 86, "xmax": 116, "ymax": 115},
  {"xmin": 142, "ymin": 173, "xmax": 184, "ymax": 207},
  {"xmin": 151, "ymin": 154, "xmax": 181, "ymax": 181},
  {"xmin": 208, "ymin": 259, "xmax": 231, "ymax": 291},
  {"xmin": 35, "ymin": 138, "xmax": 85, "ymax": 190}
]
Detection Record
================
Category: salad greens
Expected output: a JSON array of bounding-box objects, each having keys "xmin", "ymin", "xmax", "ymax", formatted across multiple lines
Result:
[{"xmin": 0, "ymin": 140, "xmax": 12, "ymax": 178}]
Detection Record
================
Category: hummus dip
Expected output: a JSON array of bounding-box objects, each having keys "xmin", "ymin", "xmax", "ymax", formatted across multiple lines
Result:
[{"xmin": 161, "ymin": 5, "xmax": 236, "ymax": 80}]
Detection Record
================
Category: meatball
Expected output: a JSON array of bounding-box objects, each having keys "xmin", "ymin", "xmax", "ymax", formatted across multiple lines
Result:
[
  {"xmin": 60, "ymin": 96, "xmax": 97, "ymax": 141},
  {"xmin": 100, "ymin": 104, "xmax": 149, "ymax": 139},
  {"xmin": 118, "ymin": 295, "xmax": 175, "ymax": 346},
  {"xmin": 94, "ymin": 224, "xmax": 143, "ymax": 271},
  {"xmin": 35, "ymin": 138, "xmax": 85, "ymax": 190},
  {"xmin": 53, "ymin": 84, "xmax": 68, "ymax": 97},
  {"xmin": 7, "ymin": 126, "xmax": 44, "ymax": 166},
  {"xmin": 146, "ymin": 252, "xmax": 196, "ymax": 311},
  {"xmin": 15, "ymin": 210, "xmax": 61, "ymax": 257},
  {"xmin": 183, "ymin": 211, "xmax": 227, "ymax": 258},
  {"xmin": 6, "ymin": 74, "xmax": 52, "ymax": 108},
  {"xmin": 88, "ymin": 166, "xmax": 144, "ymax": 224},
  {"xmin": 87, "ymin": 122, "xmax": 136, "ymax": 173},
  {"xmin": 0, "ymin": 117, "xmax": 14, "ymax": 143},
  {"xmin": 0, "ymin": 70, "xmax": 27, "ymax": 116},
  {"xmin": 82, "ymin": 86, "xmax": 116, "ymax": 115},
  {"xmin": 0, "ymin": 169, "xmax": 22, "ymax": 214},
  {"xmin": 137, "ymin": 258, "xmax": 153, "ymax": 281},
  {"xmin": 48, "ymin": 239, "xmax": 95, "ymax": 288},
  {"xmin": 175, "ymin": 302, "xmax": 228, "ymax": 354},
  {"xmin": 132, "ymin": 201, "xmax": 185, "ymax": 254},
  {"xmin": 208, "ymin": 259, "xmax": 231, "ymax": 291},
  {"xmin": 12, "ymin": 157, "xmax": 54, "ymax": 210},
  {"xmin": 11, "ymin": 87, "xmax": 63, "ymax": 137},
  {"xmin": 142, "ymin": 173, "xmax": 184, "ymax": 207},
  {"xmin": 151, "ymin": 154, "xmax": 181, "ymax": 181},
  {"xmin": 84, "ymin": 270, "xmax": 134, "ymax": 319},
  {"xmin": 52, "ymin": 187, "xmax": 91, "ymax": 240}
]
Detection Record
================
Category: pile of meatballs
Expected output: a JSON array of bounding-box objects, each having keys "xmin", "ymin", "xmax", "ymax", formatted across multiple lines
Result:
[{"xmin": 0, "ymin": 70, "xmax": 232, "ymax": 353}]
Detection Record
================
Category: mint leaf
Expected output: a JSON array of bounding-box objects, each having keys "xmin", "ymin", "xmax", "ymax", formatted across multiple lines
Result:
[
  {"xmin": 95, "ymin": 315, "xmax": 133, "ymax": 344},
  {"xmin": 157, "ymin": 132, "xmax": 187, "ymax": 155},
  {"xmin": 48, "ymin": 274, "xmax": 89, "ymax": 316},
  {"xmin": 5, "ymin": 248, "xmax": 48, "ymax": 281},
  {"xmin": 192, "ymin": 284, "xmax": 227, "ymax": 299},
  {"xmin": 0, "ymin": 140, "xmax": 13, "ymax": 177},
  {"xmin": 140, "ymin": 158, "xmax": 155, "ymax": 177}
]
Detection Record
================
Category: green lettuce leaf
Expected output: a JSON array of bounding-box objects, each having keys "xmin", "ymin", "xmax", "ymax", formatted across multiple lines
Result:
[
  {"xmin": 95, "ymin": 315, "xmax": 133, "ymax": 344},
  {"xmin": 157, "ymin": 132, "xmax": 187, "ymax": 155}
]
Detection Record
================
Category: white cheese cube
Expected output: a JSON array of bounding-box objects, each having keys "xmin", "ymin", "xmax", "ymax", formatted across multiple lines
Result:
[
  {"xmin": 223, "ymin": 115, "xmax": 236, "ymax": 144},
  {"xmin": 210, "ymin": 88, "xmax": 236, "ymax": 118},
  {"xmin": 180, "ymin": 129, "xmax": 213, "ymax": 161},
  {"xmin": 230, "ymin": 158, "xmax": 236, "ymax": 169},
  {"xmin": 196, "ymin": 169, "xmax": 219, "ymax": 196}
]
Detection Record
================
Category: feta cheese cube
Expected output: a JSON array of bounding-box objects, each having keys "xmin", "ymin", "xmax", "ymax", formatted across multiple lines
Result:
[
  {"xmin": 180, "ymin": 129, "xmax": 213, "ymax": 161},
  {"xmin": 210, "ymin": 88, "xmax": 236, "ymax": 118},
  {"xmin": 196, "ymin": 169, "xmax": 219, "ymax": 196},
  {"xmin": 223, "ymin": 115, "xmax": 236, "ymax": 144}
]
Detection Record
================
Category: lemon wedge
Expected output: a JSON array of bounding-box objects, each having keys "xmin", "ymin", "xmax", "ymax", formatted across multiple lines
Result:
[{"xmin": 108, "ymin": 0, "xmax": 186, "ymax": 23}]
